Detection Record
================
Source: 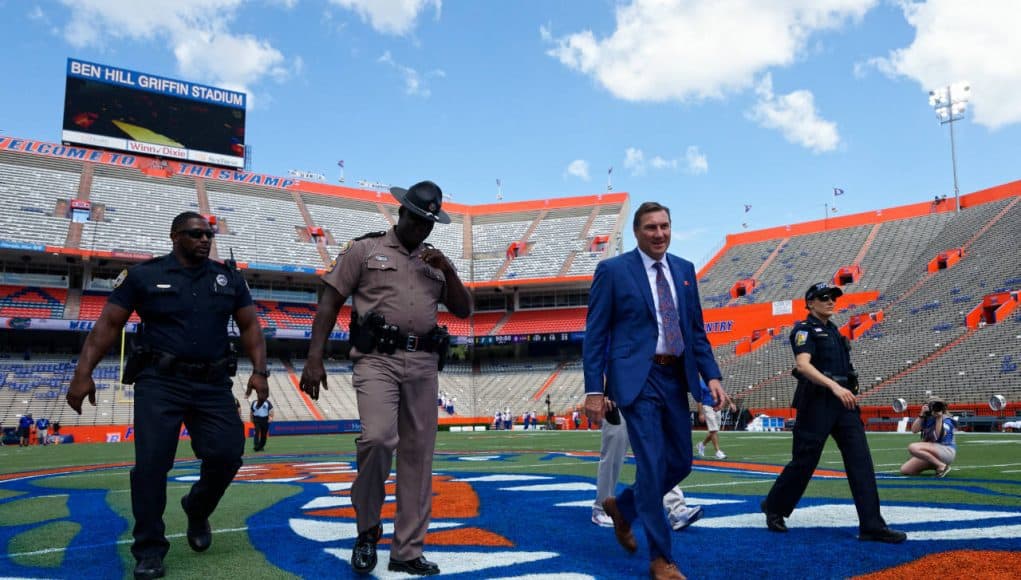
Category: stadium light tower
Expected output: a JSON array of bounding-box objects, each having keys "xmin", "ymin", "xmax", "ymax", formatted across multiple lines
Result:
[{"xmin": 928, "ymin": 82, "xmax": 970, "ymax": 213}]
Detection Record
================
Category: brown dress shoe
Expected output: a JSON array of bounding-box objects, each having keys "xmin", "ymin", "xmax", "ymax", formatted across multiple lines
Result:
[
  {"xmin": 649, "ymin": 557, "xmax": 686, "ymax": 580},
  {"xmin": 602, "ymin": 496, "xmax": 637, "ymax": 553}
]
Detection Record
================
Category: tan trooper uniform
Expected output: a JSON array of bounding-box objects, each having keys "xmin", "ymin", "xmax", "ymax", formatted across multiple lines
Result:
[{"xmin": 322, "ymin": 227, "xmax": 450, "ymax": 561}]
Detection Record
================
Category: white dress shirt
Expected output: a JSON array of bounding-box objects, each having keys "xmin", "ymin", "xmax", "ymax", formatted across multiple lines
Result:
[{"xmin": 638, "ymin": 249, "xmax": 679, "ymax": 355}]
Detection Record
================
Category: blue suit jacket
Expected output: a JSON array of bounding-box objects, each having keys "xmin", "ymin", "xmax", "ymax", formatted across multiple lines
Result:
[{"xmin": 583, "ymin": 249, "xmax": 721, "ymax": 407}]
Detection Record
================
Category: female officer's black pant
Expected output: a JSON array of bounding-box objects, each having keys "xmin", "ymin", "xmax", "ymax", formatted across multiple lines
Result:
[
  {"xmin": 130, "ymin": 373, "xmax": 244, "ymax": 560},
  {"xmin": 764, "ymin": 391, "xmax": 886, "ymax": 532}
]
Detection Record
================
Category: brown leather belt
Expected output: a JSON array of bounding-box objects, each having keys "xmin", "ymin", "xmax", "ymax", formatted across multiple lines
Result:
[{"xmin": 652, "ymin": 354, "xmax": 680, "ymax": 366}]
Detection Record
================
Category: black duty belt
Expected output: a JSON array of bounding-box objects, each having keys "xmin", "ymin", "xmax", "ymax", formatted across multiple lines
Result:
[
  {"xmin": 653, "ymin": 354, "xmax": 681, "ymax": 366},
  {"xmin": 154, "ymin": 355, "xmax": 231, "ymax": 382},
  {"xmin": 397, "ymin": 332, "xmax": 439, "ymax": 353}
]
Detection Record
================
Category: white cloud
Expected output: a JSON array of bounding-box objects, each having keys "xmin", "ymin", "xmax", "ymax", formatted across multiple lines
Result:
[
  {"xmin": 57, "ymin": 0, "xmax": 297, "ymax": 99},
  {"xmin": 624, "ymin": 147, "xmax": 646, "ymax": 176},
  {"xmin": 266, "ymin": 0, "xmax": 298, "ymax": 8},
  {"xmin": 624, "ymin": 146, "xmax": 708, "ymax": 175},
  {"xmin": 871, "ymin": 0, "xmax": 1021, "ymax": 129},
  {"xmin": 330, "ymin": 0, "xmax": 440, "ymax": 36},
  {"xmin": 546, "ymin": 0, "xmax": 875, "ymax": 103},
  {"xmin": 378, "ymin": 51, "xmax": 443, "ymax": 97},
  {"xmin": 672, "ymin": 227, "xmax": 708, "ymax": 242},
  {"xmin": 539, "ymin": 22, "xmax": 553, "ymax": 42},
  {"xmin": 28, "ymin": 5, "xmax": 47, "ymax": 21},
  {"xmin": 565, "ymin": 159, "xmax": 591, "ymax": 181},
  {"xmin": 684, "ymin": 146, "xmax": 709, "ymax": 175},
  {"xmin": 747, "ymin": 73, "xmax": 840, "ymax": 153}
]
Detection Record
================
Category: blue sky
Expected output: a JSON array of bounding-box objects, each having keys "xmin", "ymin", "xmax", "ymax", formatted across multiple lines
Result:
[{"xmin": 2, "ymin": 1, "xmax": 1020, "ymax": 265}]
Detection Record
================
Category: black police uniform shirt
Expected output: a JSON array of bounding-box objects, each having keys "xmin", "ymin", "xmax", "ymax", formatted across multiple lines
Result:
[
  {"xmin": 108, "ymin": 254, "xmax": 253, "ymax": 361},
  {"xmin": 790, "ymin": 314, "xmax": 852, "ymax": 378}
]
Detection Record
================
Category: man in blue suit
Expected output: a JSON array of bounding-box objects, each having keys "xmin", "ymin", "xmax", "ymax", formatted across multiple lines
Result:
[{"xmin": 583, "ymin": 201, "xmax": 727, "ymax": 580}]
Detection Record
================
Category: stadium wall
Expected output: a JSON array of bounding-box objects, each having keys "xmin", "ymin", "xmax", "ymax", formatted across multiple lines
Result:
[
  {"xmin": 702, "ymin": 291, "xmax": 878, "ymax": 347},
  {"xmin": 697, "ymin": 180, "xmax": 1021, "ymax": 279}
]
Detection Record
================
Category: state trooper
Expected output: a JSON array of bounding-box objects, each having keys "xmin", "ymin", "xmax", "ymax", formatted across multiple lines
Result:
[
  {"xmin": 67, "ymin": 211, "xmax": 269, "ymax": 579},
  {"xmin": 761, "ymin": 282, "xmax": 905, "ymax": 543},
  {"xmin": 301, "ymin": 180, "xmax": 471, "ymax": 576}
]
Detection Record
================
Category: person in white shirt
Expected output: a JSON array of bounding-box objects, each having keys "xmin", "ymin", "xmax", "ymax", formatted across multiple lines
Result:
[
  {"xmin": 696, "ymin": 399, "xmax": 736, "ymax": 459},
  {"xmin": 592, "ymin": 400, "xmax": 703, "ymax": 532}
]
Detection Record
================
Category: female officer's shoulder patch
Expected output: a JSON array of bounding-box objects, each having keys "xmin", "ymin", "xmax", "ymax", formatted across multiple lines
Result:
[{"xmin": 795, "ymin": 330, "xmax": 808, "ymax": 346}]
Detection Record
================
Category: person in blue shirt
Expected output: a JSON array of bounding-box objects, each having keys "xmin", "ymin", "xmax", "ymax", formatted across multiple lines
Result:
[
  {"xmin": 900, "ymin": 396, "xmax": 956, "ymax": 478},
  {"xmin": 35, "ymin": 417, "xmax": 50, "ymax": 445},
  {"xmin": 18, "ymin": 414, "xmax": 34, "ymax": 447}
]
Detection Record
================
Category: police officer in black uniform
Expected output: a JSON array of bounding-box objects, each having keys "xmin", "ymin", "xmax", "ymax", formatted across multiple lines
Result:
[
  {"xmin": 68, "ymin": 211, "xmax": 269, "ymax": 579},
  {"xmin": 761, "ymin": 282, "xmax": 905, "ymax": 543}
]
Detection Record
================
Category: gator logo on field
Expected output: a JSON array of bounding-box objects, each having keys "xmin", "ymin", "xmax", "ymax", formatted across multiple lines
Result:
[
  {"xmin": 232, "ymin": 459, "xmax": 1021, "ymax": 579},
  {"xmin": 1, "ymin": 458, "xmax": 1020, "ymax": 579}
]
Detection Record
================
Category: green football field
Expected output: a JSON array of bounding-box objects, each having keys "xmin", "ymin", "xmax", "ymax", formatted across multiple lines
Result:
[{"xmin": 1, "ymin": 430, "xmax": 1019, "ymax": 579}]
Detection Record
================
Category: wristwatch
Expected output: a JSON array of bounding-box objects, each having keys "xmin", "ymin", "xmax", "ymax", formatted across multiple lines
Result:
[{"xmin": 252, "ymin": 369, "xmax": 271, "ymax": 378}]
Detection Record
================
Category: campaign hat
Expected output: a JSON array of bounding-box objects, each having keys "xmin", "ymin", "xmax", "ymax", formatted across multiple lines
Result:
[{"xmin": 390, "ymin": 180, "xmax": 450, "ymax": 224}]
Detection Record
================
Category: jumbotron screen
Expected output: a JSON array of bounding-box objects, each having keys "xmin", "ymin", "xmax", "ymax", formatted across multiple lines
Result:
[{"xmin": 62, "ymin": 58, "xmax": 246, "ymax": 168}]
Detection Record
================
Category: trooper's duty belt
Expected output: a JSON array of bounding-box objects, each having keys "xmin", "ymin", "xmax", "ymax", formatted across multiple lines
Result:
[{"xmin": 397, "ymin": 332, "xmax": 442, "ymax": 353}]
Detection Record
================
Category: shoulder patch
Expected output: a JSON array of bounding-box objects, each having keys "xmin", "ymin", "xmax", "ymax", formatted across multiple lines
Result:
[
  {"xmin": 338, "ymin": 240, "xmax": 353, "ymax": 255},
  {"xmin": 113, "ymin": 269, "xmax": 128, "ymax": 289},
  {"xmin": 353, "ymin": 231, "xmax": 386, "ymax": 241},
  {"xmin": 795, "ymin": 330, "xmax": 809, "ymax": 346}
]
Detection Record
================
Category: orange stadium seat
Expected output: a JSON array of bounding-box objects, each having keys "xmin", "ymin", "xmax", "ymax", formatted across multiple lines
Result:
[
  {"xmin": 0, "ymin": 286, "xmax": 68, "ymax": 319},
  {"xmin": 78, "ymin": 294, "xmax": 141, "ymax": 323},
  {"xmin": 498, "ymin": 308, "xmax": 587, "ymax": 335}
]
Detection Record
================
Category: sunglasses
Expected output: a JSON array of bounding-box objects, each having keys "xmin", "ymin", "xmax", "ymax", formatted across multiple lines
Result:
[
  {"xmin": 815, "ymin": 295, "xmax": 837, "ymax": 303},
  {"xmin": 178, "ymin": 228, "xmax": 216, "ymax": 240}
]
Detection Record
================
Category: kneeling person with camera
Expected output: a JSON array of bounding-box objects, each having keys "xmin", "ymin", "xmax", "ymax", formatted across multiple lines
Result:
[{"xmin": 900, "ymin": 397, "xmax": 956, "ymax": 478}]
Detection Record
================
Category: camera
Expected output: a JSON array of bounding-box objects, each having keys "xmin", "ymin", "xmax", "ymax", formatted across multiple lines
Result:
[{"xmin": 924, "ymin": 400, "xmax": 947, "ymax": 416}]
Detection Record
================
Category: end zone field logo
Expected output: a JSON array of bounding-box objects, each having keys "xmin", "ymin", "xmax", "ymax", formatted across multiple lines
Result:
[
  {"xmin": 1, "ymin": 455, "xmax": 1020, "ymax": 578},
  {"xmin": 230, "ymin": 457, "xmax": 1021, "ymax": 579}
]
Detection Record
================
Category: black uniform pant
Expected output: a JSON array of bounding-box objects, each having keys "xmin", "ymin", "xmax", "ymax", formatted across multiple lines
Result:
[
  {"xmin": 252, "ymin": 417, "xmax": 269, "ymax": 451},
  {"xmin": 130, "ymin": 373, "xmax": 244, "ymax": 560},
  {"xmin": 764, "ymin": 391, "xmax": 886, "ymax": 531}
]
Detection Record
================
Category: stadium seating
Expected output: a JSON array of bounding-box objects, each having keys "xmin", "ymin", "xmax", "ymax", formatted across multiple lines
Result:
[
  {"xmin": 0, "ymin": 153, "xmax": 80, "ymax": 247},
  {"xmin": 0, "ymin": 286, "xmax": 67, "ymax": 318},
  {"xmin": 2, "ymin": 141, "xmax": 1020, "ymax": 427}
]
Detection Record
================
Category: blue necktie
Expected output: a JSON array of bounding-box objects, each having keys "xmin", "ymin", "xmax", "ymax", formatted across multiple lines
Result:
[{"xmin": 654, "ymin": 262, "xmax": 685, "ymax": 356}]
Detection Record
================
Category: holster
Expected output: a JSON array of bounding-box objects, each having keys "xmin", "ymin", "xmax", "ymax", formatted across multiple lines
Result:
[
  {"xmin": 349, "ymin": 310, "xmax": 400, "ymax": 355},
  {"xmin": 430, "ymin": 325, "xmax": 451, "ymax": 371},
  {"xmin": 121, "ymin": 345, "xmax": 153, "ymax": 385},
  {"xmin": 226, "ymin": 342, "xmax": 238, "ymax": 377}
]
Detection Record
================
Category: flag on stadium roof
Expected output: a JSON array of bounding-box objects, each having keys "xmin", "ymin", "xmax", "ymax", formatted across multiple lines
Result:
[
  {"xmin": 833, "ymin": 187, "xmax": 844, "ymax": 196},
  {"xmin": 608, "ymin": 166, "xmax": 613, "ymax": 175},
  {"xmin": 744, "ymin": 204, "xmax": 752, "ymax": 212}
]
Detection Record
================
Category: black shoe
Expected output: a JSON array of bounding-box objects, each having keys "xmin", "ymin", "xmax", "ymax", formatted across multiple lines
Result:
[
  {"xmin": 761, "ymin": 500, "xmax": 788, "ymax": 533},
  {"xmin": 133, "ymin": 556, "xmax": 165, "ymax": 579},
  {"xmin": 351, "ymin": 524, "xmax": 383, "ymax": 574},
  {"xmin": 181, "ymin": 495, "xmax": 212, "ymax": 552},
  {"xmin": 859, "ymin": 526, "xmax": 907, "ymax": 544},
  {"xmin": 388, "ymin": 556, "xmax": 440, "ymax": 576}
]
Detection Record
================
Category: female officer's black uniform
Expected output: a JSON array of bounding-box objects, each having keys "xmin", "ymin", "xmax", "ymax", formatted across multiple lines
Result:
[{"xmin": 761, "ymin": 283, "xmax": 905, "ymax": 543}]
